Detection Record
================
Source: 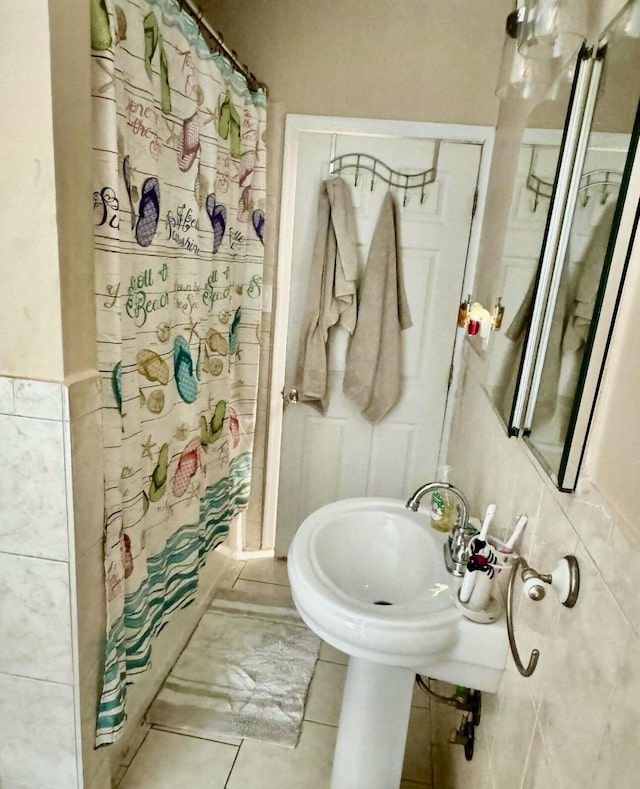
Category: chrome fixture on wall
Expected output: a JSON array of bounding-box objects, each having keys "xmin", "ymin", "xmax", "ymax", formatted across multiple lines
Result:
[
  {"xmin": 497, "ymin": 0, "xmax": 587, "ymax": 99},
  {"xmin": 506, "ymin": 554, "xmax": 580, "ymax": 676}
]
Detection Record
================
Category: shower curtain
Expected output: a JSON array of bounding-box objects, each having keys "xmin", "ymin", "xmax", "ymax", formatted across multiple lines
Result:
[{"xmin": 90, "ymin": 0, "xmax": 266, "ymax": 745}]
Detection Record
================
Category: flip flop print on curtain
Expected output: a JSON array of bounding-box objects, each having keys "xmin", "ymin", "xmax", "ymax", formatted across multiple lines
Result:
[
  {"xmin": 172, "ymin": 437, "xmax": 201, "ymax": 497},
  {"xmin": 123, "ymin": 156, "xmax": 136, "ymax": 230},
  {"xmin": 135, "ymin": 177, "xmax": 161, "ymax": 247},
  {"xmin": 218, "ymin": 91, "xmax": 242, "ymax": 158},
  {"xmin": 252, "ymin": 208, "xmax": 265, "ymax": 244},
  {"xmin": 115, "ymin": 5, "xmax": 127, "ymax": 44},
  {"xmin": 200, "ymin": 400, "xmax": 227, "ymax": 448},
  {"xmin": 119, "ymin": 530, "xmax": 134, "ymax": 579},
  {"xmin": 178, "ymin": 112, "xmax": 200, "ymax": 172},
  {"xmin": 205, "ymin": 194, "xmax": 227, "ymax": 253},
  {"xmin": 111, "ymin": 361, "xmax": 123, "ymax": 414},
  {"xmin": 229, "ymin": 307, "xmax": 241, "ymax": 356},
  {"xmin": 90, "ymin": 0, "xmax": 112, "ymax": 50},
  {"xmin": 143, "ymin": 11, "xmax": 171, "ymax": 114},
  {"xmin": 228, "ymin": 406, "xmax": 240, "ymax": 448},
  {"xmin": 173, "ymin": 335, "xmax": 198, "ymax": 403},
  {"xmin": 141, "ymin": 442, "xmax": 169, "ymax": 515}
]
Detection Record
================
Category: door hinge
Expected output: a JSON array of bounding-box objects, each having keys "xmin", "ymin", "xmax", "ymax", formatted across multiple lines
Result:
[{"xmin": 472, "ymin": 188, "xmax": 479, "ymax": 217}]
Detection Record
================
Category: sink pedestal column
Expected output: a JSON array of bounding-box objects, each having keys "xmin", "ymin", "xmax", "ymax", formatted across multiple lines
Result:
[{"xmin": 331, "ymin": 657, "xmax": 415, "ymax": 789}]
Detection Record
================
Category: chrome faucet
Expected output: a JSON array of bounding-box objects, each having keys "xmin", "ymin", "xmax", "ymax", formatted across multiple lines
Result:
[{"xmin": 406, "ymin": 481, "xmax": 475, "ymax": 576}]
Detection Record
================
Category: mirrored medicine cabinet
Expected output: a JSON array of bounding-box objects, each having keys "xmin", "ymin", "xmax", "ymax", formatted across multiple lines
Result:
[{"xmin": 485, "ymin": 0, "xmax": 640, "ymax": 492}]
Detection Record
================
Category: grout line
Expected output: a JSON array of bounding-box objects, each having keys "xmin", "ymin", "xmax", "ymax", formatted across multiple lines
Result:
[
  {"xmin": 0, "ymin": 548, "xmax": 68, "ymax": 564},
  {"xmin": 223, "ymin": 740, "xmax": 243, "ymax": 789},
  {"xmin": 303, "ymin": 714, "xmax": 339, "ymax": 728},
  {"xmin": 0, "ymin": 668, "xmax": 74, "ymax": 688},
  {"xmin": 317, "ymin": 657, "xmax": 348, "ymax": 667},
  {"xmin": 236, "ymin": 577, "xmax": 291, "ymax": 588},
  {"xmin": 150, "ymin": 724, "xmax": 242, "ymax": 748}
]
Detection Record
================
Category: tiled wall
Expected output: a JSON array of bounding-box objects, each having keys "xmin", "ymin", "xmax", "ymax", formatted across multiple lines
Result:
[
  {"xmin": 434, "ymin": 349, "xmax": 640, "ymax": 788},
  {"xmin": 0, "ymin": 373, "xmax": 236, "ymax": 789},
  {"xmin": 0, "ymin": 376, "xmax": 80, "ymax": 788}
]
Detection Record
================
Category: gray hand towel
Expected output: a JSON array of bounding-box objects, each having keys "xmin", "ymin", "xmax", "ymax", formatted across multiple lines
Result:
[
  {"xmin": 295, "ymin": 177, "xmax": 359, "ymax": 412},
  {"xmin": 343, "ymin": 191, "xmax": 412, "ymax": 423}
]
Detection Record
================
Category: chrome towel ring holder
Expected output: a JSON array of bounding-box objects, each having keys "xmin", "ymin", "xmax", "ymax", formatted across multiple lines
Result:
[{"xmin": 506, "ymin": 554, "xmax": 580, "ymax": 677}]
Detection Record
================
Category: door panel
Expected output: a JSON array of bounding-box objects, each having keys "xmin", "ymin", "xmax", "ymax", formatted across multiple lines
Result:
[{"xmin": 275, "ymin": 130, "xmax": 482, "ymax": 556}]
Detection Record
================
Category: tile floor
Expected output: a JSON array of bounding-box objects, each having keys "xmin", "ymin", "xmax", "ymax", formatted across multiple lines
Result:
[{"xmin": 118, "ymin": 558, "xmax": 470, "ymax": 789}]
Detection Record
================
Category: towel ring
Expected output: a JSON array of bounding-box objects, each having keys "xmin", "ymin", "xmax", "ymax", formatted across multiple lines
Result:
[
  {"xmin": 506, "ymin": 557, "xmax": 540, "ymax": 676},
  {"xmin": 506, "ymin": 554, "xmax": 580, "ymax": 677}
]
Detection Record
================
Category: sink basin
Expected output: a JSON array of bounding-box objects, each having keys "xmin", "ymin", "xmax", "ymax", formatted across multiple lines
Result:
[
  {"xmin": 289, "ymin": 497, "xmax": 459, "ymax": 666},
  {"xmin": 288, "ymin": 497, "xmax": 508, "ymax": 789}
]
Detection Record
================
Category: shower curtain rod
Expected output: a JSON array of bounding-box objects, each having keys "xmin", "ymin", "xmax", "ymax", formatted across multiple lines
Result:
[{"xmin": 177, "ymin": 0, "xmax": 267, "ymax": 94}]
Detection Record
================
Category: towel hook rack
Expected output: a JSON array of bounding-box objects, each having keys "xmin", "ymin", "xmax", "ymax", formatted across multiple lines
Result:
[
  {"xmin": 506, "ymin": 554, "xmax": 580, "ymax": 677},
  {"xmin": 526, "ymin": 145, "xmax": 623, "ymax": 212},
  {"xmin": 328, "ymin": 141, "xmax": 440, "ymax": 205}
]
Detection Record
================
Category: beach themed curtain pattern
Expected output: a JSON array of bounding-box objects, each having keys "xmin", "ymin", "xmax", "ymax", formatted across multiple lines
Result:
[{"xmin": 90, "ymin": 0, "xmax": 266, "ymax": 745}]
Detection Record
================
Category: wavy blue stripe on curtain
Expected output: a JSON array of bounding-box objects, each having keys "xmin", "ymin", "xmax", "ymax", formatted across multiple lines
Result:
[{"xmin": 95, "ymin": 451, "xmax": 254, "ymax": 744}]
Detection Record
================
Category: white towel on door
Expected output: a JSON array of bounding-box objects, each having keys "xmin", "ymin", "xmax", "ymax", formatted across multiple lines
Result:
[
  {"xmin": 295, "ymin": 177, "xmax": 359, "ymax": 412},
  {"xmin": 343, "ymin": 191, "xmax": 412, "ymax": 423}
]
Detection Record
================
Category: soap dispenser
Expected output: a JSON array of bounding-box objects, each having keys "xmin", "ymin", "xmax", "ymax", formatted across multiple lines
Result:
[{"xmin": 430, "ymin": 465, "xmax": 456, "ymax": 533}]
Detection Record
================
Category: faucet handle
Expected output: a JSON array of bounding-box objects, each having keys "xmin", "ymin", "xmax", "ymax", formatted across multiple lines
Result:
[{"xmin": 449, "ymin": 522, "xmax": 478, "ymax": 566}]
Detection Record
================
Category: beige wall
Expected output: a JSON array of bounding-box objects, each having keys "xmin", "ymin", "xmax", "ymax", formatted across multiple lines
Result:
[
  {"xmin": 49, "ymin": 0, "xmax": 97, "ymax": 379},
  {"xmin": 208, "ymin": 0, "xmax": 511, "ymax": 126},
  {"xmin": 0, "ymin": 0, "xmax": 65, "ymax": 381},
  {"xmin": 588, "ymin": 222, "xmax": 640, "ymax": 528},
  {"xmin": 0, "ymin": 0, "xmax": 96, "ymax": 382}
]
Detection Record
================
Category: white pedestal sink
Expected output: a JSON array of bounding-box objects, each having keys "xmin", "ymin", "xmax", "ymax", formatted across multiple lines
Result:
[{"xmin": 288, "ymin": 498, "xmax": 508, "ymax": 789}]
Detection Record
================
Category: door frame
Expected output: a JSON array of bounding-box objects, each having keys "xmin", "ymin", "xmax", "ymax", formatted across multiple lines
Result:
[{"xmin": 262, "ymin": 114, "xmax": 495, "ymax": 552}]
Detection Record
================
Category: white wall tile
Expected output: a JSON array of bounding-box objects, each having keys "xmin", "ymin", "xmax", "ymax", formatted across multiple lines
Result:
[
  {"xmin": 0, "ymin": 414, "xmax": 69, "ymax": 561},
  {"xmin": 0, "ymin": 673, "xmax": 78, "ymax": 788},
  {"xmin": 487, "ymin": 665, "xmax": 536, "ymax": 788},
  {"xmin": 535, "ymin": 544, "xmax": 632, "ymax": 787},
  {"xmin": 591, "ymin": 633, "xmax": 640, "ymax": 788},
  {"xmin": 452, "ymin": 361, "xmax": 640, "ymax": 788},
  {"xmin": 0, "ymin": 553, "xmax": 73, "ymax": 684},
  {"xmin": 0, "ymin": 376, "xmax": 15, "ymax": 414},
  {"xmin": 595, "ymin": 520, "xmax": 640, "ymax": 635},
  {"xmin": 521, "ymin": 723, "xmax": 558, "ymax": 789},
  {"xmin": 13, "ymin": 379, "xmax": 63, "ymax": 421}
]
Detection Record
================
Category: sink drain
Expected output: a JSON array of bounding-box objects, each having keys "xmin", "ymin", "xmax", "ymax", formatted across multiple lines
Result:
[{"xmin": 373, "ymin": 600, "xmax": 393, "ymax": 606}]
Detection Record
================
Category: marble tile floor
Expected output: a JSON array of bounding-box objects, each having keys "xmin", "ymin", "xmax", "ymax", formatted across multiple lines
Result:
[{"xmin": 118, "ymin": 557, "xmax": 463, "ymax": 789}]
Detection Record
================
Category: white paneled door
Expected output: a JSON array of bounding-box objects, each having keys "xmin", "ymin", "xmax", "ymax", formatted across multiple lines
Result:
[{"xmin": 273, "ymin": 122, "xmax": 483, "ymax": 556}]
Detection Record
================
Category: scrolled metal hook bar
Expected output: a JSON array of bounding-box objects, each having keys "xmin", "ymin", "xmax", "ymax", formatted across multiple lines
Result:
[{"xmin": 506, "ymin": 556, "xmax": 540, "ymax": 677}]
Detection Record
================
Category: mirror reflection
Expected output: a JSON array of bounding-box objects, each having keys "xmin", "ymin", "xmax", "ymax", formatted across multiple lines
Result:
[
  {"xmin": 485, "ymin": 57, "xmax": 577, "ymax": 425},
  {"xmin": 525, "ymin": 7, "xmax": 640, "ymax": 480},
  {"xmin": 486, "ymin": 1, "xmax": 640, "ymax": 487}
]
